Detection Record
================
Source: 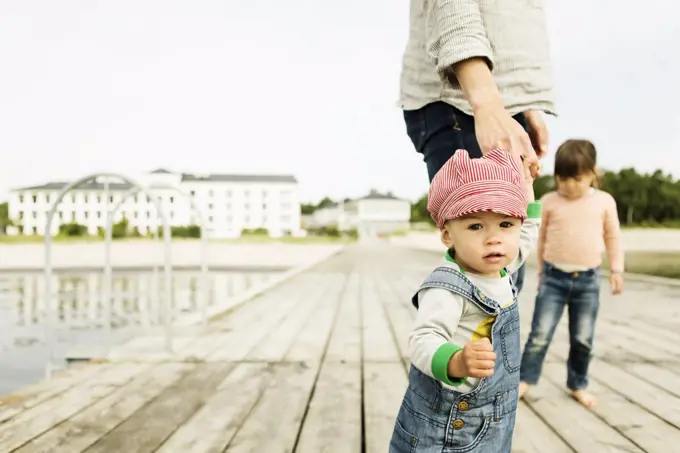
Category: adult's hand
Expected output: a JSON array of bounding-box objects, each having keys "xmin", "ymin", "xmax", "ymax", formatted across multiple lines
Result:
[
  {"xmin": 474, "ymin": 100, "xmax": 540, "ymax": 177},
  {"xmin": 524, "ymin": 110, "xmax": 549, "ymax": 159},
  {"xmin": 451, "ymin": 58, "xmax": 543, "ymax": 177}
]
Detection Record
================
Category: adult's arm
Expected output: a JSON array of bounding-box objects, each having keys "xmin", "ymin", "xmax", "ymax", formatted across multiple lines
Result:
[{"xmin": 425, "ymin": 0, "xmax": 539, "ymax": 173}]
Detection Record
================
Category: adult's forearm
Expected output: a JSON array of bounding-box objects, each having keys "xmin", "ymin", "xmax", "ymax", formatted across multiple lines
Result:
[{"xmin": 451, "ymin": 58, "xmax": 503, "ymax": 112}]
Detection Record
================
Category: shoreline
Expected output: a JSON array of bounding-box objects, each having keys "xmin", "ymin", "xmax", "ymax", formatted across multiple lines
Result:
[{"xmin": 0, "ymin": 241, "xmax": 345, "ymax": 271}]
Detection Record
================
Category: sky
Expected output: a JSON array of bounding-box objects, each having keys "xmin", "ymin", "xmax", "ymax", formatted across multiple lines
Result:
[{"xmin": 0, "ymin": 0, "xmax": 677, "ymax": 204}]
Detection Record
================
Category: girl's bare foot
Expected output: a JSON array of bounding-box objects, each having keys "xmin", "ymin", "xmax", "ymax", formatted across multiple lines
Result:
[
  {"xmin": 518, "ymin": 381, "xmax": 531, "ymax": 399},
  {"xmin": 570, "ymin": 389, "xmax": 596, "ymax": 407}
]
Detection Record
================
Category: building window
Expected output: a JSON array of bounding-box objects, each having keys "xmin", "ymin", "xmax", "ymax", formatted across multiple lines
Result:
[
  {"xmin": 190, "ymin": 190, "xmax": 195, "ymax": 196},
  {"xmin": 32, "ymin": 195, "xmax": 37, "ymax": 203},
  {"xmin": 19, "ymin": 195, "xmax": 24, "ymax": 203},
  {"xmin": 208, "ymin": 190, "xmax": 214, "ymax": 197},
  {"xmin": 169, "ymin": 196, "xmax": 174, "ymax": 203},
  {"xmin": 262, "ymin": 203, "xmax": 267, "ymax": 210}
]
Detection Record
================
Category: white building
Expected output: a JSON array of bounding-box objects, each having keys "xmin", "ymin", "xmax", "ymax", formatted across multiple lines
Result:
[
  {"xmin": 7, "ymin": 169, "xmax": 302, "ymax": 239},
  {"xmin": 307, "ymin": 190, "xmax": 411, "ymax": 237}
]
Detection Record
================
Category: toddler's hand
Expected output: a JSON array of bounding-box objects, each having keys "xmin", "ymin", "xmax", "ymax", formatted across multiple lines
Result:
[
  {"xmin": 610, "ymin": 272, "xmax": 623, "ymax": 295},
  {"xmin": 449, "ymin": 338, "xmax": 497, "ymax": 379}
]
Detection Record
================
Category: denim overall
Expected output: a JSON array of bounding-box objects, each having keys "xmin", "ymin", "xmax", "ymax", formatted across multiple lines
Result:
[{"xmin": 389, "ymin": 266, "xmax": 521, "ymax": 453}]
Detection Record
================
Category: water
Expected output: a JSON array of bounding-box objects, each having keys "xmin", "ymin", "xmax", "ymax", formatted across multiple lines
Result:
[{"xmin": 0, "ymin": 268, "xmax": 283, "ymax": 396}]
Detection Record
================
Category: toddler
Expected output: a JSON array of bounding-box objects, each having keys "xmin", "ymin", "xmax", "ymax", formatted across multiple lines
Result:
[
  {"xmin": 389, "ymin": 149, "xmax": 541, "ymax": 453},
  {"xmin": 518, "ymin": 139, "xmax": 623, "ymax": 407}
]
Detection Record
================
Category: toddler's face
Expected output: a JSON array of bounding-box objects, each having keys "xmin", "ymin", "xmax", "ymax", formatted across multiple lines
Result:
[
  {"xmin": 441, "ymin": 211, "xmax": 522, "ymax": 277},
  {"xmin": 556, "ymin": 172, "xmax": 595, "ymax": 199}
]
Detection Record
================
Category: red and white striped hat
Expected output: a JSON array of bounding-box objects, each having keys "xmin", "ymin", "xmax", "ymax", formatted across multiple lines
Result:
[{"xmin": 428, "ymin": 149, "xmax": 528, "ymax": 228}]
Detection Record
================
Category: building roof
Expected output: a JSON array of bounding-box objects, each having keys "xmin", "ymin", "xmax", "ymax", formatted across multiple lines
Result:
[
  {"xmin": 359, "ymin": 189, "xmax": 402, "ymax": 201},
  {"xmin": 13, "ymin": 172, "xmax": 297, "ymax": 192},
  {"xmin": 150, "ymin": 168, "xmax": 173, "ymax": 174},
  {"xmin": 180, "ymin": 173, "xmax": 296, "ymax": 183},
  {"xmin": 16, "ymin": 181, "xmax": 134, "ymax": 192}
]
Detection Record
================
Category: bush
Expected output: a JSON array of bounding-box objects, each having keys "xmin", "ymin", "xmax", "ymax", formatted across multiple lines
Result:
[
  {"xmin": 58, "ymin": 222, "xmax": 87, "ymax": 237},
  {"xmin": 242, "ymin": 228, "xmax": 269, "ymax": 236}
]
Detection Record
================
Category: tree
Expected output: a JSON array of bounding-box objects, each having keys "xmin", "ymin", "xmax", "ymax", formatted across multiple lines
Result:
[
  {"xmin": 301, "ymin": 203, "xmax": 316, "ymax": 215},
  {"xmin": 316, "ymin": 197, "xmax": 335, "ymax": 210},
  {"xmin": 410, "ymin": 194, "xmax": 433, "ymax": 224},
  {"xmin": 408, "ymin": 167, "xmax": 680, "ymax": 227},
  {"xmin": 0, "ymin": 202, "xmax": 9, "ymax": 234}
]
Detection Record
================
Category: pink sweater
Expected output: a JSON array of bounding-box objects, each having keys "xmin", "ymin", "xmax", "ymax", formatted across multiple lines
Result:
[{"xmin": 538, "ymin": 189, "xmax": 624, "ymax": 272}]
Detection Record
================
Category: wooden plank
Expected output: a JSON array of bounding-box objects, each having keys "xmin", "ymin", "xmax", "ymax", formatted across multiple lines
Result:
[
  {"xmin": 372, "ymin": 270, "xmax": 417, "ymax": 363},
  {"xmin": 361, "ymin": 271, "xmax": 401, "ymax": 363},
  {"xmin": 522, "ymin": 376, "xmax": 644, "ymax": 453},
  {"xmin": 295, "ymin": 361, "xmax": 362, "ymax": 453},
  {"xmin": 84, "ymin": 363, "xmax": 233, "ymax": 453},
  {"xmin": 323, "ymin": 272, "xmax": 361, "ymax": 363},
  {"xmin": 619, "ymin": 362, "xmax": 680, "ymax": 397},
  {"xmin": 14, "ymin": 362, "xmax": 194, "ymax": 453},
  {"xmin": 0, "ymin": 363, "xmax": 107, "ymax": 423},
  {"xmin": 295, "ymin": 272, "xmax": 362, "ymax": 453},
  {"xmin": 224, "ymin": 273, "xmax": 346, "ymax": 452},
  {"xmin": 246, "ymin": 275, "xmax": 333, "ymax": 362},
  {"xmin": 363, "ymin": 362, "xmax": 408, "ymax": 453},
  {"xmin": 207, "ymin": 283, "xmax": 311, "ymax": 362},
  {"xmin": 542, "ymin": 362, "xmax": 680, "ymax": 453},
  {"xmin": 285, "ymin": 275, "xmax": 344, "ymax": 364},
  {"xmin": 511, "ymin": 402, "xmax": 573, "ymax": 453},
  {"xmin": 157, "ymin": 363, "xmax": 275, "ymax": 453},
  {"xmin": 224, "ymin": 362, "xmax": 318, "ymax": 453},
  {"xmin": 548, "ymin": 328, "xmax": 680, "ymax": 429},
  {"xmin": 177, "ymin": 283, "xmax": 303, "ymax": 360},
  {"xmin": 0, "ymin": 364, "xmax": 148, "ymax": 452}
]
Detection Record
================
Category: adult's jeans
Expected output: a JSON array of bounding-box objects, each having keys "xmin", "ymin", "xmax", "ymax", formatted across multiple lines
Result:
[{"xmin": 403, "ymin": 101, "xmax": 529, "ymax": 293}]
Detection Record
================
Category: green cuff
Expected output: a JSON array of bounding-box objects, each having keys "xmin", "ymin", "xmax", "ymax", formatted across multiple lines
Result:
[
  {"xmin": 527, "ymin": 202, "xmax": 542, "ymax": 219},
  {"xmin": 432, "ymin": 343, "xmax": 467, "ymax": 386}
]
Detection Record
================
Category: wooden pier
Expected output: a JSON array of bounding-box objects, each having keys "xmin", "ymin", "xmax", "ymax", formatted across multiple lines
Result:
[{"xmin": 1, "ymin": 244, "xmax": 679, "ymax": 452}]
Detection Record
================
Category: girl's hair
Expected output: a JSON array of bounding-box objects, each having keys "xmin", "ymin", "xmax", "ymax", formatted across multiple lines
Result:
[{"xmin": 554, "ymin": 139, "xmax": 599, "ymax": 186}]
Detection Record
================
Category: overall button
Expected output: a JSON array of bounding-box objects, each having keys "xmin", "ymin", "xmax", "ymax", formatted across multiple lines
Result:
[
  {"xmin": 457, "ymin": 401, "xmax": 469, "ymax": 411},
  {"xmin": 452, "ymin": 419, "xmax": 465, "ymax": 430}
]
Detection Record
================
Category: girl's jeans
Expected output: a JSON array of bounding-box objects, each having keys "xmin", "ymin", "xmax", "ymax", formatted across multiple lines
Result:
[{"xmin": 519, "ymin": 262, "xmax": 600, "ymax": 390}]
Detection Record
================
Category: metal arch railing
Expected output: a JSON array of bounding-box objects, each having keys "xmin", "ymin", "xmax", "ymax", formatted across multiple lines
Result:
[
  {"xmin": 106, "ymin": 185, "xmax": 210, "ymax": 326},
  {"xmin": 43, "ymin": 172, "xmax": 173, "ymax": 379}
]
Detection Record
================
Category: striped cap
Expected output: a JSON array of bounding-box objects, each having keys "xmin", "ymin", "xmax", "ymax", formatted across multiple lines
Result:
[{"xmin": 428, "ymin": 149, "xmax": 528, "ymax": 228}]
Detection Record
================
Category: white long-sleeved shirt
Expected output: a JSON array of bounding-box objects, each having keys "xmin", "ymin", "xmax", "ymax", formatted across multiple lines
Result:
[
  {"xmin": 399, "ymin": 0, "xmax": 556, "ymax": 116},
  {"xmin": 409, "ymin": 205, "xmax": 541, "ymax": 393}
]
